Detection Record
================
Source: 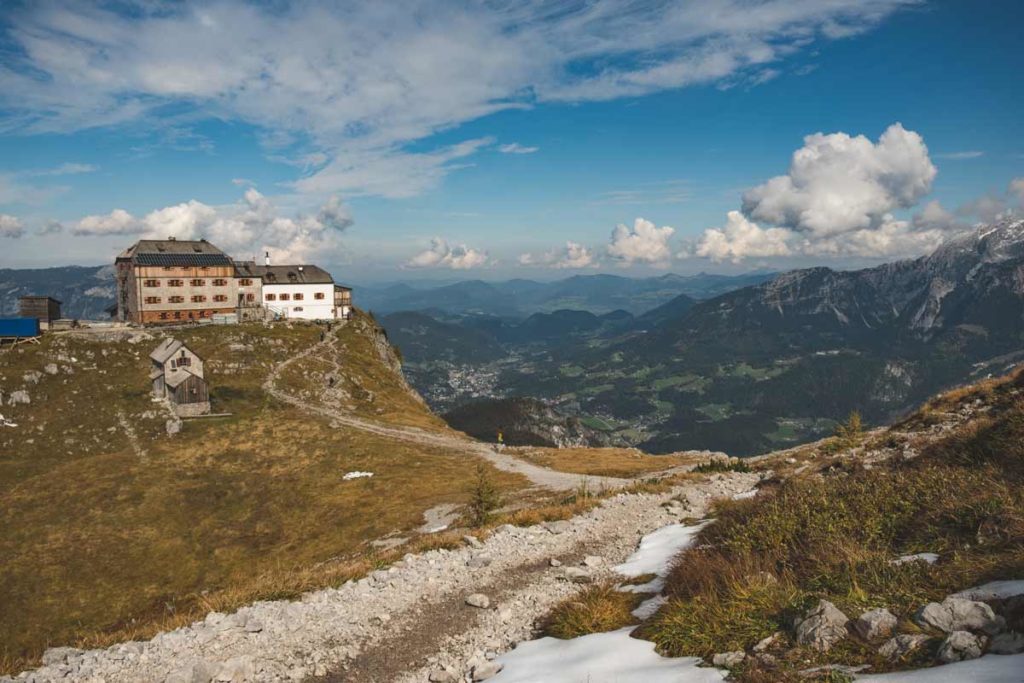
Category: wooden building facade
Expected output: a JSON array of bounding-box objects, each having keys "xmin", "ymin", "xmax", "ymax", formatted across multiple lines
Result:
[{"xmin": 149, "ymin": 338, "xmax": 211, "ymax": 417}]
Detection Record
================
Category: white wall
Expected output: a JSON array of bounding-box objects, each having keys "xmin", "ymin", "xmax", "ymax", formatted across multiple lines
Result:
[{"xmin": 262, "ymin": 282, "xmax": 336, "ymax": 320}]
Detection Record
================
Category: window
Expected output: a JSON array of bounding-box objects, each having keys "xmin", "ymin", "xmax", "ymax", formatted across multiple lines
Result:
[
  {"xmin": 294, "ymin": 306, "xmax": 303, "ymax": 312},
  {"xmin": 168, "ymin": 295, "xmax": 185, "ymax": 303},
  {"xmin": 239, "ymin": 278, "xmax": 253, "ymax": 286},
  {"xmin": 173, "ymin": 311, "xmax": 182, "ymax": 319},
  {"xmin": 213, "ymin": 294, "xmax": 228, "ymax": 302},
  {"xmin": 168, "ymin": 279, "xmax": 184, "ymax": 287},
  {"xmin": 293, "ymin": 293, "xmax": 304, "ymax": 301},
  {"xmin": 159, "ymin": 312, "xmax": 168, "ymax": 320},
  {"xmin": 144, "ymin": 279, "xmax": 160, "ymax": 287},
  {"xmin": 280, "ymin": 293, "xmax": 290, "ymax": 301},
  {"xmin": 163, "ymin": 266, "xmax": 174, "ymax": 271},
  {"xmin": 265, "ymin": 293, "xmax": 276, "ymax": 301},
  {"xmin": 191, "ymin": 295, "xmax": 206, "ymax": 303},
  {"xmin": 314, "ymin": 292, "xmax": 325, "ymax": 300},
  {"xmin": 213, "ymin": 278, "xmax": 228, "ymax": 286},
  {"xmin": 144, "ymin": 296, "xmax": 162, "ymax": 304},
  {"xmin": 246, "ymin": 293, "xmax": 255, "ymax": 302},
  {"xmin": 190, "ymin": 279, "xmax": 206, "ymax": 287}
]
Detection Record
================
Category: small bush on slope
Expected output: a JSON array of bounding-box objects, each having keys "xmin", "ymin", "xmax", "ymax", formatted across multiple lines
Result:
[
  {"xmin": 640, "ymin": 395, "xmax": 1024, "ymax": 678},
  {"xmin": 542, "ymin": 583, "xmax": 645, "ymax": 639}
]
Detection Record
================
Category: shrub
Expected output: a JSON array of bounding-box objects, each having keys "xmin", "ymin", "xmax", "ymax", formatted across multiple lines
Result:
[
  {"xmin": 693, "ymin": 459, "xmax": 751, "ymax": 474},
  {"xmin": 542, "ymin": 583, "xmax": 642, "ymax": 639},
  {"xmin": 468, "ymin": 463, "xmax": 503, "ymax": 527}
]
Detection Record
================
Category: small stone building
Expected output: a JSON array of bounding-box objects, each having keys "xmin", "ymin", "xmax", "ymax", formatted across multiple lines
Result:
[{"xmin": 149, "ymin": 338, "xmax": 210, "ymax": 417}]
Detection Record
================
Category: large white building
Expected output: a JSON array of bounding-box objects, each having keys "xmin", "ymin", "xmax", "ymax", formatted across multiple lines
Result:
[{"xmin": 235, "ymin": 263, "xmax": 339, "ymax": 320}]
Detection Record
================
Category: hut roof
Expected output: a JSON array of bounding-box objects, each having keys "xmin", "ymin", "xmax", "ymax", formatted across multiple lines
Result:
[{"xmin": 150, "ymin": 338, "xmax": 184, "ymax": 364}]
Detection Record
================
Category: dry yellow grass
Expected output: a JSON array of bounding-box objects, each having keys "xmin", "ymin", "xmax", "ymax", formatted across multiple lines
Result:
[
  {"xmin": 0, "ymin": 316, "xmax": 528, "ymax": 673},
  {"xmin": 514, "ymin": 446, "xmax": 688, "ymax": 478}
]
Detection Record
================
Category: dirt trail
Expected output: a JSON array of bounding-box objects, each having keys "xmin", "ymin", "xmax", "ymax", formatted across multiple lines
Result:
[{"xmin": 261, "ymin": 324, "xmax": 630, "ymax": 491}]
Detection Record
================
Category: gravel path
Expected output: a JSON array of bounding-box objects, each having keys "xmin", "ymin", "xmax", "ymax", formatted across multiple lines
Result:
[
  {"xmin": 7, "ymin": 472, "xmax": 760, "ymax": 683},
  {"xmin": 261, "ymin": 325, "xmax": 630, "ymax": 492}
]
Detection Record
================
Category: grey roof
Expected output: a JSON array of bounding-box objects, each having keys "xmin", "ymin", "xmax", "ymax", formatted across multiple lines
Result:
[
  {"xmin": 165, "ymin": 370, "xmax": 204, "ymax": 389},
  {"xmin": 235, "ymin": 264, "xmax": 335, "ymax": 285},
  {"xmin": 18, "ymin": 295, "xmax": 63, "ymax": 304},
  {"xmin": 150, "ymin": 338, "xmax": 184, "ymax": 364},
  {"xmin": 119, "ymin": 239, "xmax": 233, "ymax": 266}
]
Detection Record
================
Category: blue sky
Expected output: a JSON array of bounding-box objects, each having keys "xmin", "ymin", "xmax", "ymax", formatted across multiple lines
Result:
[{"xmin": 0, "ymin": 0, "xmax": 1022, "ymax": 282}]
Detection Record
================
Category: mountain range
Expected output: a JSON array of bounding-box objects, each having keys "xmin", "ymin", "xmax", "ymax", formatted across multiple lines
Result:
[{"xmin": 384, "ymin": 220, "xmax": 1024, "ymax": 455}]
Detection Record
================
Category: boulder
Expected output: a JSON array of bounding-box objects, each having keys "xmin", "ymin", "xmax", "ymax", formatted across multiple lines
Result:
[
  {"xmin": 549, "ymin": 558, "xmax": 562, "ymax": 568},
  {"xmin": 40, "ymin": 647, "xmax": 83, "ymax": 667},
  {"xmin": 990, "ymin": 631, "xmax": 1024, "ymax": 655},
  {"xmin": 937, "ymin": 630, "xmax": 985, "ymax": 663},
  {"xmin": 878, "ymin": 634, "xmax": 931, "ymax": 661},
  {"xmin": 915, "ymin": 597, "xmax": 1005, "ymax": 635},
  {"xmin": 8, "ymin": 390, "xmax": 30, "ymax": 405},
  {"xmin": 471, "ymin": 661, "xmax": 503, "ymax": 681},
  {"xmin": 466, "ymin": 593, "xmax": 491, "ymax": 609},
  {"xmin": 753, "ymin": 632, "xmax": 781, "ymax": 652},
  {"xmin": 795, "ymin": 600, "xmax": 850, "ymax": 652},
  {"xmin": 711, "ymin": 651, "xmax": 745, "ymax": 668},
  {"xmin": 854, "ymin": 608, "xmax": 898, "ymax": 641},
  {"xmin": 582, "ymin": 555, "xmax": 604, "ymax": 568},
  {"xmin": 428, "ymin": 668, "xmax": 457, "ymax": 682}
]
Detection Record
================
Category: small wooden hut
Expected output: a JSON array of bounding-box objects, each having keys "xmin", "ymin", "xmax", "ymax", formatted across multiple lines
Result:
[{"xmin": 149, "ymin": 338, "xmax": 210, "ymax": 417}]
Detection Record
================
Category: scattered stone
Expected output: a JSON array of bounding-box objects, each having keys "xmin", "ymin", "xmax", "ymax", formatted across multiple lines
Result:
[
  {"xmin": 214, "ymin": 655, "xmax": 255, "ymax": 682},
  {"xmin": 990, "ymin": 631, "xmax": 1024, "ymax": 655},
  {"xmin": 854, "ymin": 608, "xmax": 898, "ymax": 641},
  {"xmin": 463, "ymin": 535, "xmax": 484, "ymax": 550},
  {"xmin": 428, "ymin": 668, "xmax": 457, "ymax": 682},
  {"xmin": 40, "ymin": 647, "xmax": 83, "ymax": 667},
  {"xmin": 164, "ymin": 659, "xmax": 215, "ymax": 683},
  {"xmin": 166, "ymin": 419, "xmax": 181, "ymax": 436},
  {"xmin": 795, "ymin": 600, "xmax": 850, "ymax": 652},
  {"xmin": 879, "ymin": 634, "xmax": 931, "ymax": 661},
  {"xmin": 548, "ymin": 558, "xmax": 562, "ymax": 567},
  {"xmin": 243, "ymin": 618, "xmax": 263, "ymax": 633},
  {"xmin": 543, "ymin": 520, "xmax": 571, "ymax": 535},
  {"xmin": 467, "ymin": 554, "xmax": 493, "ymax": 569},
  {"xmin": 915, "ymin": 597, "xmax": 1005, "ymax": 635},
  {"xmin": 582, "ymin": 555, "xmax": 604, "ymax": 568},
  {"xmin": 44, "ymin": 363, "xmax": 59, "ymax": 375},
  {"xmin": 8, "ymin": 390, "xmax": 30, "ymax": 405},
  {"xmin": 22, "ymin": 371, "xmax": 42, "ymax": 384},
  {"xmin": 753, "ymin": 632, "xmax": 782, "ymax": 652},
  {"xmin": 937, "ymin": 630, "xmax": 985, "ymax": 663},
  {"xmin": 798, "ymin": 664, "xmax": 870, "ymax": 678},
  {"xmin": 471, "ymin": 660, "xmax": 503, "ymax": 681},
  {"xmin": 560, "ymin": 567, "xmax": 593, "ymax": 584},
  {"xmin": 711, "ymin": 651, "xmax": 745, "ymax": 668},
  {"xmin": 466, "ymin": 593, "xmax": 491, "ymax": 609}
]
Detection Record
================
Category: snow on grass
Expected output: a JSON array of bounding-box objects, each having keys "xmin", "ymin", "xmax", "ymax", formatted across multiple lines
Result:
[
  {"xmin": 632, "ymin": 595, "xmax": 668, "ymax": 619},
  {"xmin": 618, "ymin": 577, "xmax": 665, "ymax": 594},
  {"xmin": 614, "ymin": 521, "xmax": 711, "ymax": 578},
  {"xmin": 891, "ymin": 552, "xmax": 939, "ymax": 565},
  {"xmin": 342, "ymin": 471, "xmax": 374, "ymax": 480},
  {"xmin": 491, "ymin": 628, "xmax": 726, "ymax": 683},
  {"xmin": 951, "ymin": 579, "xmax": 1024, "ymax": 601},
  {"xmin": 856, "ymin": 653, "xmax": 1024, "ymax": 681}
]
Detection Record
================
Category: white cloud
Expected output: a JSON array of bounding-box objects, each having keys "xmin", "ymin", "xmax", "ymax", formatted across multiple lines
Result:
[
  {"xmin": 607, "ymin": 218, "xmax": 675, "ymax": 267},
  {"xmin": 519, "ymin": 241, "xmax": 597, "ymax": 269},
  {"xmin": 800, "ymin": 216, "xmax": 948, "ymax": 258},
  {"xmin": 935, "ymin": 151, "xmax": 983, "ymax": 160},
  {"xmin": 499, "ymin": 143, "xmax": 538, "ymax": 155},
  {"xmin": 912, "ymin": 200, "xmax": 962, "ymax": 232},
  {"xmin": 38, "ymin": 219, "xmax": 64, "ymax": 235},
  {"xmin": 1009, "ymin": 178, "xmax": 1024, "ymax": 206},
  {"xmin": 71, "ymin": 190, "xmax": 353, "ymax": 263},
  {"xmin": 958, "ymin": 194, "xmax": 1009, "ymax": 223},
  {"xmin": 406, "ymin": 237, "xmax": 490, "ymax": 270},
  {"xmin": 23, "ymin": 162, "xmax": 98, "ymax": 177},
  {"xmin": 0, "ymin": 1, "xmax": 915, "ymax": 198},
  {"xmin": 0, "ymin": 214, "xmax": 24, "ymax": 238},
  {"xmin": 742, "ymin": 123, "xmax": 936, "ymax": 237},
  {"xmin": 694, "ymin": 211, "xmax": 793, "ymax": 263}
]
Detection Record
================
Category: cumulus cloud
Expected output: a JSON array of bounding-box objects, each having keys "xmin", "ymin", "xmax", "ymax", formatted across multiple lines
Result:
[
  {"xmin": 607, "ymin": 218, "xmax": 675, "ymax": 267},
  {"xmin": 406, "ymin": 238, "xmax": 490, "ymax": 270},
  {"xmin": 742, "ymin": 123, "xmax": 936, "ymax": 237},
  {"xmin": 72, "ymin": 190, "xmax": 353, "ymax": 263},
  {"xmin": 38, "ymin": 219, "xmax": 64, "ymax": 235},
  {"xmin": 0, "ymin": 214, "xmax": 24, "ymax": 238},
  {"xmin": 694, "ymin": 211, "xmax": 793, "ymax": 263},
  {"xmin": 519, "ymin": 241, "xmax": 597, "ymax": 269},
  {"xmin": 912, "ymin": 200, "xmax": 963, "ymax": 232},
  {"xmin": 0, "ymin": 1, "xmax": 915, "ymax": 198},
  {"xmin": 499, "ymin": 143, "xmax": 538, "ymax": 155},
  {"xmin": 1011, "ymin": 178, "xmax": 1024, "ymax": 206}
]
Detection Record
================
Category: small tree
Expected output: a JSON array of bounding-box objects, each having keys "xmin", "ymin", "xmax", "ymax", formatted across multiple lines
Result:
[
  {"xmin": 468, "ymin": 463, "xmax": 502, "ymax": 527},
  {"xmin": 835, "ymin": 410, "xmax": 864, "ymax": 448}
]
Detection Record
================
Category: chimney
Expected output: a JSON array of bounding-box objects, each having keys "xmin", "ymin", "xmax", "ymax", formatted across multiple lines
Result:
[{"xmin": 265, "ymin": 251, "xmax": 271, "ymax": 266}]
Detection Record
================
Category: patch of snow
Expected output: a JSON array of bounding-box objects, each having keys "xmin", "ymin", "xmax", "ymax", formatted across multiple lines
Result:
[
  {"xmin": 856, "ymin": 653, "xmax": 1024, "ymax": 681},
  {"xmin": 618, "ymin": 577, "xmax": 665, "ymax": 594},
  {"xmin": 614, "ymin": 521, "xmax": 711, "ymax": 578},
  {"xmin": 342, "ymin": 471, "xmax": 374, "ymax": 480},
  {"xmin": 632, "ymin": 595, "xmax": 668, "ymax": 620},
  {"xmin": 491, "ymin": 628, "xmax": 726, "ymax": 683},
  {"xmin": 426, "ymin": 525, "xmax": 449, "ymax": 533},
  {"xmin": 891, "ymin": 553, "xmax": 939, "ymax": 565},
  {"xmin": 951, "ymin": 579, "xmax": 1024, "ymax": 601},
  {"xmin": 732, "ymin": 490, "xmax": 758, "ymax": 500},
  {"xmin": 0, "ymin": 414, "xmax": 16, "ymax": 428}
]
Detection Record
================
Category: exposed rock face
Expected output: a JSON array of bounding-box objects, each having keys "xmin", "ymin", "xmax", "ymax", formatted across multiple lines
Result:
[
  {"xmin": 915, "ymin": 597, "xmax": 1005, "ymax": 634},
  {"xmin": 879, "ymin": 634, "xmax": 931, "ymax": 661},
  {"xmin": 937, "ymin": 630, "xmax": 985, "ymax": 663},
  {"xmin": 795, "ymin": 600, "xmax": 850, "ymax": 652},
  {"xmin": 854, "ymin": 608, "xmax": 898, "ymax": 641}
]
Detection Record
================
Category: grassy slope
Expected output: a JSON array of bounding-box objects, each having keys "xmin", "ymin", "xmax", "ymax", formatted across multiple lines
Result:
[
  {"xmin": 642, "ymin": 370, "xmax": 1024, "ymax": 679},
  {"xmin": 515, "ymin": 446, "xmax": 688, "ymax": 479},
  {"xmin": 0, "ymin": 314, "xmax": 524, "ymax": 670}
]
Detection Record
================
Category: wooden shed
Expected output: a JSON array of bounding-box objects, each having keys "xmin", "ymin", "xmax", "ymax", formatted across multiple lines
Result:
[
  {"xmin": 149, "ymin": 338, "xmax": 210, "ymax": 417},
  {"xmin": 18, "ymin": 296, "xmax": 62, "ymax": 326}
]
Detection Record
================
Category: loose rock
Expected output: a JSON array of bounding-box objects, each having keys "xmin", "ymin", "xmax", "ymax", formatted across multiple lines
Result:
[
  {"xmin": 711, "ymin": 651, "xmax": 745, "ymax": 668},
  {"xmin": 854, "ymin": 608, "xmax": 898, "ymax": 641},
  {"xmin": 795, "ymin": 600, "xmax": 850, "ymax": 652},
  {"xmin": 915, "ymin": 597, "xmax": 1005, "ymax": 635},
  {"xmin": 937, "ymin": 630, "xmax": 985, "ymax": 663},
  {"xmin": 879, "ymin": 634, "xmax": 931, "ymax": 661},
  {"xmin": 466, "ymin": 593, "xmax": 491, "ymax": 609}
]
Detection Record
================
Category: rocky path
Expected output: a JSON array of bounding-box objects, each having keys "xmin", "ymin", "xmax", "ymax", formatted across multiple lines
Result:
[
  {"xmin": 261, "ymin": 325, "xmax": 629, "ymax": 491},
  {"xmin": 7, "ymin": 472, "xmax": 760, "ymax": 683}
]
